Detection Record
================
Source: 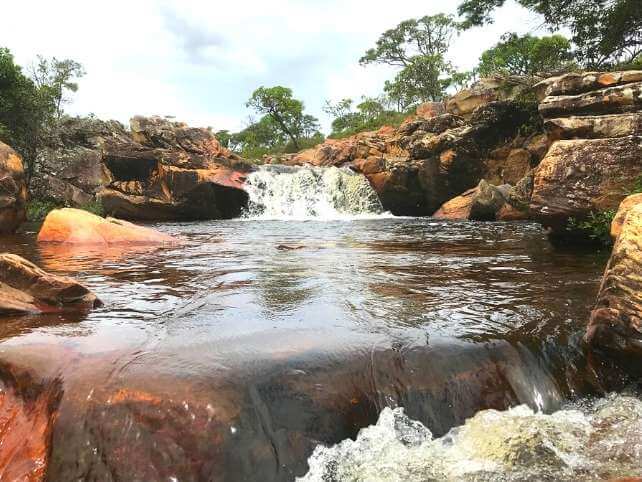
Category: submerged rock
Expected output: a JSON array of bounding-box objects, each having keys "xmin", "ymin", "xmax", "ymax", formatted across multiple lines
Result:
[
  {"xmin": 0, "ymin": 253, "xmax": 101, "ymax": 315},
  {"xmin": 0, "ymin": 141, "xmax": 27, "ymax": 234},
  {"xmin": 37, "ymin": 208, "xmax": 176, "ymax": 245},
  {"xmin": 587, "ymin": 199, "xmax": 642, "ymax": 362}
]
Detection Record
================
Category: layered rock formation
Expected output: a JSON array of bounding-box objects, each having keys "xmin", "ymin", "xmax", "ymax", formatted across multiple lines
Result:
[
  {"xmin": 34, "ymin": 116, "xmax": 251, "ymax": 221},
  {"xmin": 586, "ymin": 195, "xmax": 642, "ymax": 367},
  {"xmin": 0, "ymin": 253, "xmax": 101, "ymax": 315},
  {"xmin": 0, "ymin": 142, "xmax": 27, "ymax": 234},
  {"xmin": 38, "ymin": 208, "xmax": 177, "ymax": 245},
  {"xmin": 530, "ymin": 71, "xmax": 642, "ymax": 234},
  {"xmin": 279, "ymin": 100, "xmax": 532, "ymax": 216}
]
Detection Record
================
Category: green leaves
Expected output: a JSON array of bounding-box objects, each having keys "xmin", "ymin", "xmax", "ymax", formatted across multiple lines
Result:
[{"xmin": 478, "ymin": 33, "xmax": 574, "ymax": 77}]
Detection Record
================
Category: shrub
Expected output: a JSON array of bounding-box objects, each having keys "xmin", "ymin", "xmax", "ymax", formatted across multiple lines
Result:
[{"xmin": 567, "ymin": 210, "xmax": 616, "ymax": 246}]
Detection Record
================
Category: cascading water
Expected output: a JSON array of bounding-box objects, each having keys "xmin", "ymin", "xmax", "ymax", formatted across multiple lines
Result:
[
  {"xmin": 243, "ymin": 165, "xmax": 386, "ymax": 220},
  {"xmin": 300, "ymin": 393, "xmax": 642, "ymax": 482}
]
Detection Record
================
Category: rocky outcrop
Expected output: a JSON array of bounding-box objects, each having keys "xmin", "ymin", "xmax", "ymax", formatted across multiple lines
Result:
[
  {"xmin": 527, "ymin": 70, "xmax": 642, "ymax": 235},
  {"xmin": 33, "ymin": 116, "xmax": 251, "ymax": 221},
  {"xmin": 0, "ymin": 253, "xmax": 101, "ymax": 315},
  {"xmin": 281, "ymin": 100, "xmax": 532, "ymax": 216},
  {"xmin": 37, "ymin": 208, "xmax": 176, "ymax": 245},
  {"xmin": 530, "ymin": 136, "xmax": 642, "ymax": 231},
  {"xmin": 0, "ymin": 142, "xmax": 27, "ymax": 234},
  {"xmin": 611, "ymin": 193, "xmax": 642, "ymax": 240},
  {"xmin": 446, "ymin": 76, "xmax": 530, "ymax": 119},
  {"xmin": 586, "ymin": 198, "xmax": 642, "ymax": 363}
]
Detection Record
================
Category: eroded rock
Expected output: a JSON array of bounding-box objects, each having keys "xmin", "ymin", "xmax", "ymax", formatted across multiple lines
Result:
[
  {"xmin": 544, "ymin": 113, "xmax": 642, "ymax": 141},
  {"xmin": 534, "ymin": 71, "xmax": 642, "ymax": 101},
  {"xmin": 433, "ymin": 180, "xmax": 510, "ymax": 221},
  {"xmin": 0, "ymin": 142, "xmax": 27, "ymax": 234},
  {"xmin": 0, "ymin": 253, "xmax": 101, "ymax": 315},
  {"xmin": 529, "ymin": 136, "xmax": 642, "ymax": 232},
  {"xmin": 586, "ymin": 202, "xmax": 642, "ymax": 362}
]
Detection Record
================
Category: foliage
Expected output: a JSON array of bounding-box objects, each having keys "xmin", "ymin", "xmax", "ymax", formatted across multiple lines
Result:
[
  {"xmin": 627, "ymin": 175, "xmax": 642, "ymax": 195},
  {"xmin": 478, "ymin": 33, "xmax": 574, "ymax": 77},
  {"xmin": 246, "ymin": 86, "xmax": 321, "ymax": 151},
  {"xmin": 26, "ymin": 198, "xmax": 104, "ymax": 222},
  {"xmin": 567, "ymin": 210, "xmax": 616, "ymax": 246},
  {"xmin": 360, "ymin": 14, "xmax": 463, "ymax": 108},
  {"xmin": 323, "ymin": 97, "xmax": 409, "ymax": 138},
  {"xmin": 30, "ymin": 57, "xmax": 85, "ymax": 119},
  {"xmin": 0, "ymin": 47, "xmax": 84, "ymax": 180},
  {"xmin": 458, "ymin": 0, "xmax": 642, "ymax": 69}
]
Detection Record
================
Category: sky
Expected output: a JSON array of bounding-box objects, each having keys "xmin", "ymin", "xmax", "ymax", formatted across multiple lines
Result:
[{"xmin": 1, "ymin": 0, "xmax": 547, "ymax": 133}]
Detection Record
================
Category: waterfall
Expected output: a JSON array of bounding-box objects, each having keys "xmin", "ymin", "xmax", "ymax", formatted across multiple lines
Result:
[{"xmin": 243, "ymin": 165, "xmax": 386, "ymax": 220}]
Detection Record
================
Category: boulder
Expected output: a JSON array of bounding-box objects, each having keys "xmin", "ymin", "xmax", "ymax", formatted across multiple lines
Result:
[
  {"xmin": 544, "ymin": 113, "xmax": 642, "ymax": 141},
  {"xmin": 37, "ymin": 208, "xmax": 176, "ymax": 245},
  {"xmin": 586, "ymin": 202, "xmax": 642, "ymax": 362},
  {"xmin": 539, "ymin": 82, "xmax": 642, "ymax": 119},
  {"xmin": 0, "ymin": 142, "xmax": 27, "ymax": 234},
  {"xmin": 433, "ymin": 180, "xmax": 509, "ymax": 221},
  {"xmin": 0, "ymin": 253, "xmax": 101, "ymax": 315},
  {"xmin": 416, "ymin": 101, "xmax": 446, "ymax": 119},
  {"xmin": 446, "ymin": 76, "xmax": 528, "ymax": 119},
  {"xmin": 611, "ymin": 193, "xmax": 642, "ymax": 241},
  {"xmin": 534, "ymin": 71, "xmax": 642, "ymax": 101},
  {"xmin": 529, "ymin": 136, "xmax": 642, "ymax": 232}
]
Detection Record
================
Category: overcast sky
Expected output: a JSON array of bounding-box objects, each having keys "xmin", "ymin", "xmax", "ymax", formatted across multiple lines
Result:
[{"xmin": 2, "ymin": 0, "xmax": 546, "ymax": 133}]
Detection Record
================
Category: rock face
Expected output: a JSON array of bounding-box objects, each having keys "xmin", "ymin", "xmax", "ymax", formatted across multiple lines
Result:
[
  {"xmin": 446, "ymin": 76, "xmax": 529, "ymax": 119},
  {"xmin": 433, "ymin": 180, "xmax": 510, "ymax": 221},
  {"xmin": 282, "ymin": 101, "xmax": 531, "ymax": 216},
  {"xmin": 530, "ymin": 136, "xmax": 642, "ymax": 231},
  {"xmin": 0, "ymin": 142, "xmax": 27, "ymax": 234},
  {"xmin": 528, "ymin": 70, "xmax": 642, "ymax": 234},
  {"xmin": 37, "ymin": 208, "xmax": 176, "ymax": 245},
  {"xmin": 33, "ymin": 116, "xmax": 251, "ymax": 221},
  {"xmin": 611, "ymin": 193, "xmax": 642, "ymax": 240},
  {"xmin": 586, "ymin": 198, "xmax": 642, "ymax": 364},
  {"xmin": 0, "ymin": 253, "xmax": 101, "ymax": 315}
]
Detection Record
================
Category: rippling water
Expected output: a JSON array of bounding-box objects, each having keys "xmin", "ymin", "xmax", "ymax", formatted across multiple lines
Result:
[{"xmin": 0, "ymin": 218, "xmax": 618, "ymax": 480}]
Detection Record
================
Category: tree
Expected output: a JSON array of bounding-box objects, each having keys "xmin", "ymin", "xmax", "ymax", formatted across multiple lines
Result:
[
  {"xmin": 246, "ymin": 86, "xmax": 320, "ymax": 151},
  {"xmin": 478, "ymin": 33, "xmax": 574, "ymax": 77},
  {"xmin": 323, "ymin": 96, "xmax": 408, "ymax": 138},
  {"xmin": 0, "ymin": 48, "xmax": 53, "ymax": 177},
  {"xmin": 30, "ymin": 56, "xmax": 85, "ymax": 119},
  {"xmin": 458, "ymin": 0, "xmax": 642, "ymax": 68},
  {"xmin": 360, "ymin": 14, "xmax": 462, "ymax": 108}
]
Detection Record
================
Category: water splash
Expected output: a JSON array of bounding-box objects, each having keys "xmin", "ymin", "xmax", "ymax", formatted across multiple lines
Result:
[
  {"xmin": 243, "ymin": 165, "xmax": 387, "ymax": 220},
  {"xmin": 300, "ymin": 394, "xmax": 642, "ymax": 482}
]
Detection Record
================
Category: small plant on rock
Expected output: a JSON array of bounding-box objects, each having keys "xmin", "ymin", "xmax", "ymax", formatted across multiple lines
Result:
[{"xmin": 567, "ymin": 210, "xmax": 616, "ymax": 246}]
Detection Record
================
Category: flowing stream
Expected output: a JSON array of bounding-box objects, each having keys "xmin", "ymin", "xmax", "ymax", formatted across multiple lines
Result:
[{"xmin": 0, "ymin": 167, "xmax": 638, "ymax": 480}]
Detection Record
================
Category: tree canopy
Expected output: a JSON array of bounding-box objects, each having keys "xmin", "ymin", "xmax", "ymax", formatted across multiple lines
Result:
[
  {"xmin": 458, "ymin": 0, "xmax": 642, "ymax": 68},
  {"xmin": 323, "ymin": 96, "xmax": 408, "ymax": 138},
  {"xmin": 478, "ymin": 33, "xmax": 574, "ymax": 77}
]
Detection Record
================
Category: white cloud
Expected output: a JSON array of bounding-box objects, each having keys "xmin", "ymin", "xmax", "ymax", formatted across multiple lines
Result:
[{"xmin": 0, "ymin": 0, "xmax": 549, "ymax": 133}]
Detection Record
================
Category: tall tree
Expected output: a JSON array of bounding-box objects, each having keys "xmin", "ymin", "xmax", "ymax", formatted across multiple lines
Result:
[
  {"xmin": 246, "ymin": 86, "xmax": 320, "ymax": 151},
  {"xmin": 30, "ymin": 56, "xmax": 85, "ymax": 119},
  {"xmin": 360, "ymin": 14, "xmax": 461, "ymax": 107},
  {"xmin": 458, "ymin": 0, "xmax": 642, "ymax": 68},
  {"xmin": 478, "ymin": 33, "xmax": 574, "ymax": 77}
]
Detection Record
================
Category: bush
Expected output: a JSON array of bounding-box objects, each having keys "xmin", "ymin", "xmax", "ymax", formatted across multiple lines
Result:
[{"xmin": 567, "ymin": 210, "xmax": 616, "ymax": 246}]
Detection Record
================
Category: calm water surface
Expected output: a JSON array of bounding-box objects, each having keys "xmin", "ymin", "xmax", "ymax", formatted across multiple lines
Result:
[{"xmin": 0, "ymin": 218, "xmax": 609, "ymax": 480}]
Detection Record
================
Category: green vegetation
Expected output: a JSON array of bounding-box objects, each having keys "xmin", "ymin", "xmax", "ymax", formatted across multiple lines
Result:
[
  {"xmin": 458, "ymin": 0, "xmax": 642, "ymax": 69},
  {"xmin": 478, "ymin": 33, "xmax": 574, "ymax": 77},
  {"xmin": 568, "ymin": 210, "xmax": 617, "ymax": 246},
  {"xmin": 0, "ymin": 48, "xmax": 84, "ymax": 179},
  {"xmin": 26, "ymin": 198, "xmax": 104, "ymax": 222},
  {"xmin": 627, "ymin": 175, "xmax": 642, "ymax": 195},
  {"xmin": 323, "ymin": 97, "xmax": 409, "ymax": 139}
]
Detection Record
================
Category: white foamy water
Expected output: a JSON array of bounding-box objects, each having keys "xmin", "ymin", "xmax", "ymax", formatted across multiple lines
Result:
[
  {"xmin": 300, "ymin": 394, "xmax": 642, "ymax": 482},
  {"xmin": 243, "ymin": 165, "xmax": 389, "ymax": 220}
]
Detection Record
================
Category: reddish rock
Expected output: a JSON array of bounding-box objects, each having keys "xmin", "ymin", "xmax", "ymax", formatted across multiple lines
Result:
[
  {"xmin": 433, "ymin": 180, "xmax": 509, "ymax": 221},
  {"xmin": 0, "ymin": 142, "xmax": 27, "ymax": 234},
  {"xmin": 416, "ymin": 102, "xmax": 446, "ymax": 119},
  {"xmin": 0, "ymin": 252, "xmax": 101, "ymax": 315},
  {"xmin": 530, "ymin": 136, "xmax": 642, "ymax": 232},
  {"xmin": 611, "ymin": 194, "xmax": 642, "ymax": 241},
  {"xmin": 586, "ymin": 202, "xmax": 642, "ymax": 361},
  {"xmin": 446, "ymin": 76, "xmax": 528, "ymax": 119},
  {"xmin": 37, "ymin": 208, "xmax": 176, "ymax": 245},
  {"xmin": 534, "ymin": 70, "xmax": 642, "ymax": 101}
]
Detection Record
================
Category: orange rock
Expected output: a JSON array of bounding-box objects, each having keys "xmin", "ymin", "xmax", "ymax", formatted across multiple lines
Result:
[
  {"xmin": 38, "ymin": 208, "xmax": 176, "ymax": 245},
  {"xmin": 611, "ymin": 193, "xmax": 642, "ymax": 241},
  {"xmin": 0, "ymin": 141, "xmax": 27, "ymax": 234}
]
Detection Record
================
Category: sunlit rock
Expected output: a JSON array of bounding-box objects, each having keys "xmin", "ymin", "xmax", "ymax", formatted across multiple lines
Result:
[
  {"xmin": 37, "ymin": 208, "xmax": 176, "ymax": 245},
  {"xmin": 0, "ymin": 252, "xmax": 101, "ymax": 315},
  {"xmin": 0, "ymin": 141, "xmax": 27, "ymax": 234}
]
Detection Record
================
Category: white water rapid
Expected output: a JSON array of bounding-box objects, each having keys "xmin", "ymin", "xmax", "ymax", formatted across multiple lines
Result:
[
  {"xmin": 243, "ymin": 165, "xmax": 387, "ymax": 220},
  {"xmin": 300, "ymin": 394, "xmax": 642, "ymax": 482}
]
